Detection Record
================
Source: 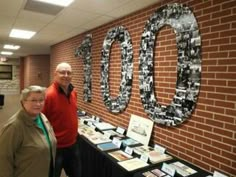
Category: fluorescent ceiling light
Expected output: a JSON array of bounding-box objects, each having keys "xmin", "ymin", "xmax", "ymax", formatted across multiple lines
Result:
[
  {"xmin": 9, "ymin": 29, "xmax": 36, "ymax": 39},
  {"xmin": 1, "ymin": 51, "xmax": 13, "ymax": 55},
  {"xmin": 33, "ymin": 0, "xmax": 74, "ymax": 7},
  {"xmin": 4, "ymin": 44, "xmax": 21, "ymax": 50}
]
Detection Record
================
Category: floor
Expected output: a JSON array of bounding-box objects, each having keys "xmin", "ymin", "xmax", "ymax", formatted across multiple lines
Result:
[{"xmin": 0, "ymin": 94, "xmax": 67, "ymax": 177}]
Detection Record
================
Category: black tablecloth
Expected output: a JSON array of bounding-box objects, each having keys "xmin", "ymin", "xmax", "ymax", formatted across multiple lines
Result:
[
  {"xmin": 78, "ymin": 135, "xmax": 136, "ymax": 177},
  {"xmin": 133, "ymin": 157, "xmax": 211, "ymax": 177},
  {"xmin": 77, "ymin": 135, "xmax": 211, "ymax": 177}
]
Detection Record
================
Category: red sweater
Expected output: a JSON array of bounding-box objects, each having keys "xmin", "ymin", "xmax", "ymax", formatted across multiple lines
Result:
[{"xmin": 42, "ymin": 82, "xmax": 78, "ymax": 148}]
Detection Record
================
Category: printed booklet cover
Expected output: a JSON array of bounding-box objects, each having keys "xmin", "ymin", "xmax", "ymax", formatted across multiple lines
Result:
[
  {"xmin": 169, "ymin": 161, "xmax": 197, "ymax": 177},
  {"xmin": 148, "ymin": 151, "xmax": 173, "ymax": 164},
  {"xmin": 108, "ymin": 150, "xmax": 133, "ymax": 161},
  {"xmin": 118, "ymin": 157, "xmax": 149, "ymax": 171},
  {"xmin": 97, "ymin": 142, "xmax": 119, "ymax": 151},
  {"xmin": 133, "ymin": 145, "xmax": 154, "ymax": 155}
]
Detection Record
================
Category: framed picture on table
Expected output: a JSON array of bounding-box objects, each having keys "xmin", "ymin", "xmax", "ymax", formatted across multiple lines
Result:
[{"xmin": 127, "ymin": 114, "xmax": 154, "ymax": 146}]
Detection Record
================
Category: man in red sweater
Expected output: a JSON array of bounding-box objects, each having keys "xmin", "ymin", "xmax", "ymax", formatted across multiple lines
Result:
[{"xmin": 42, "ymin": 62, "xmax": 81, "ymax": 177}]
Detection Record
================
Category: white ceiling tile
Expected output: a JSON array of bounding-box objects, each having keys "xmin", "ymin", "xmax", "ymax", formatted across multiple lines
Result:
[
  {"xmin": 0, "ymin": 16, "xmax": 15, "ymax": 30},
  {"xmin": 70, "ymin": 0, "xmax": 132, "ymax": 14},
  {"xmin": 0, "ymin": 0, "xmax": 160, "ymax": 57},
  {"xmin": 52, "ymin": 8, "xmax": 100, "ymax": 28},
  {"xmin": 50, "ymin": 27, "xmax": 87, "ymax": 45},
  {"xmin": 39, "ymin": 23, "xmax": 75, "ymax": 36},
  {"xmin": 13, "ymin": 18, "xmax": 47, "ymax": 31},
  {"xmin": 17, "ymin": 10, "xmax": 55, "ymax": 23},
  {"xmin": 82, "ymin": 15, "xmax": 115, "ymax": 30},
  {"xmin": 108, "ymin": 0, "xmax": 160, "ymax": 18},
  {"xmin": 0, "ymin": 0, "xmax": 25, "ymax": 17}
]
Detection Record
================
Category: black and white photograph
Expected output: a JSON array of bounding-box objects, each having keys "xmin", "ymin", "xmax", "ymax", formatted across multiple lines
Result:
[
  {"xmin": 139, "ymin": 3, "xmax": 201, "ymax": 126},
  {"xmin": 101, "ymin": 26, "xmax": 133, "ymax": 113},
  {"xmin": 75, "ymin": 34, "xmax": 93, "ymax": 102}
]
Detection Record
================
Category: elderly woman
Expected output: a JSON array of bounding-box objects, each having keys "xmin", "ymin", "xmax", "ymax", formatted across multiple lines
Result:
[{"xmin": 0, "ymin": 85, "xmax": 57, "ymax": 177}]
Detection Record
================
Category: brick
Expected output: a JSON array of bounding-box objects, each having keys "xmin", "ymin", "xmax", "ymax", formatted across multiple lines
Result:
[
  {"xmin": 214, "ymin": 114, "xmax": 235, "ymax": 124},
  {"xmin": 195, "ymin": 122, "xmax": 213, "ymax": 132},
  {"xmin": 212, "ymin": 140, "xmax": 232, "ymax": 151},
  {"xmin": 49, "ymin": 1, "xmax": 236, "ymax": 176},
  {"xmin": 213, "ymin": 127, "xmax": 233, "ymax": 138},
  {"xmin": 222, "ymin": 137, "xmax": 236, "ymax": 146},
  {"xmin": 202, "ymin": 156, "xmax": 220, "ymax": 168}
]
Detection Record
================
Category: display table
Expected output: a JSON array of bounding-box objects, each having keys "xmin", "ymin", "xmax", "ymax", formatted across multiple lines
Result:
[
  {"xmin": 77, "ymin": 135, "xmax": 211, "ymax": 177},
  {"xmin": 133, "ymin": 158, "xmax": 211, "ymax": 177},
  {"xmin": 77, "ymin": 135, "xmax": 139, "ymax": 177}
]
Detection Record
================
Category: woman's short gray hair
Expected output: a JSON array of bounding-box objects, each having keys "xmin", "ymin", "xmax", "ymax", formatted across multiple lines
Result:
[{"xmin": 20, "ymin": 85, "xmax": 46, "ymax": 101}]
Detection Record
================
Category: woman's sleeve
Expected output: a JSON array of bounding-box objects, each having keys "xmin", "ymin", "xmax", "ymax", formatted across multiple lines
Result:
[{"xmin": 0, "ymin": 123, "xmax": 22, "ymax": 177}]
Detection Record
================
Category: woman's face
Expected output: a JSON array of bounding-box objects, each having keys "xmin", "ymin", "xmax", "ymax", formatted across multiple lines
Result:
[{"xmin": 22, "ymin": 92, "xmax": 45, "ymax": 117}]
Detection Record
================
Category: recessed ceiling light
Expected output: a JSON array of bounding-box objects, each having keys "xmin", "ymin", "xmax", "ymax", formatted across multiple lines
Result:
[
  {"xmin": 1, "ymin": 51, "xmax": 13, "ymax": 55},
  {"xmin": 9, "ymin": 29, "xmax": 36, "ymax": 39},
  {"xmin": 33, "ymin": 0, "xmax": 74, "ymax": 7},
  {"xmin": 4, "ymin": 44, "xmax": 21, "ymax": 50}
]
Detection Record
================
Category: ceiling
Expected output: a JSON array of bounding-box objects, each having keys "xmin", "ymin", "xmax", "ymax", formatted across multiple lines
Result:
[{"xmin": 0, "ymin": 0, "xmax": 160, "ymax": 58}]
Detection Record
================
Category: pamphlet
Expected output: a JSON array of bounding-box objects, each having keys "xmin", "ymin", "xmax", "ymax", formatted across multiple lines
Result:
[
  {"xmin": 118, "ymin": 157, "xmax": 149, "ymax": 171},
  {"xmin": 94, "ymin": 122, "xmax": 116, "ymax": 131},
  {"xmin": 133, "ymin": 145, "xmax": 154, "ymax": 155},
  {"xmin": 97, "ymin": 142, "xmax": 119, "ymax": 151},
  {"xmin": 148, "ymin": 151, "xmax": 173, "ymax": 164},
  {"xmin": 108, "ymin": 150, "xmax": 133, "ymax": 161},
  {"xmin": 169, "ymin": 161, "xmax": 197, "ymax": 177},
  {"xmin": 122, "ymin": 138, "xmax": 140, "ymax": 147},
  {"xmin": 88, "ymin": 132, "xmax": 112, "ymax": 144},
  {"xmin": 142, "ymin": 171, "xmax": 157, "ymax": 177}
]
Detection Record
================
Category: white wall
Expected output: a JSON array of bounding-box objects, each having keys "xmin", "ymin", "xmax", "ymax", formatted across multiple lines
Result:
[{"xmin": 0, "ymin": 58, "xmax": 20, "ymax": 95}]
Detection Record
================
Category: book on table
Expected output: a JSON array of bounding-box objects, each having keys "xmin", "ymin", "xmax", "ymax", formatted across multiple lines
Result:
[
  {"xmin": 87, "ymin": 132, "xmax": 112, "ymax": 145},
  {"xmin": 133, "ymin": 145, "xmax": 154, "ymax": 155},
  {"xmin": 147, "ymin": 151, "xmax": 173, "ymax": 164},
  {"xmin": 97, "ymin": 142, "xmax": 120, "ymax": 151},
  {"xmin": 102, "ymin": 129, "xmax": 125, "ymax": 138},
  {"xmin": 151, "ymin": 168, "xmax": 166, "ymax": 177},
  {"xmin": 121, "ymin": 138, "xmax": 140, "ymax": 147},
  {"xmin": 78, "ymin": 124, "xmax": 97, "ymax": 137},
  {"xmin": 94, "ymin": 122, "xmax": 116, "ymax": 131},
  {"xmin": 117, "ymin": 157, "xmax": 149, "ymax": 171},
  {"xmin": 108, "ymin": 150, "xmax": 133, "ymax": 161},
  {"xmin": 79, "ymin": 115, "xmax": 96, "ymax": 124},
  {"xmin": 169, "ymin": 161, "xmax": 197, "ymax": 177},
  {"xmin": 142, "ymin": 171, "xmax": 158, "ymax": 177}
]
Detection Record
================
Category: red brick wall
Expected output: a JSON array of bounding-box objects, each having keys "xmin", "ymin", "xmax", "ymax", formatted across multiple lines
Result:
[
  {"xmin": 50, "ymin": 0, "xmax": 236, "ymax": 176},
  {"xmin": 23, "ymin": 55, "xmax": 50, "ymax": 87}
]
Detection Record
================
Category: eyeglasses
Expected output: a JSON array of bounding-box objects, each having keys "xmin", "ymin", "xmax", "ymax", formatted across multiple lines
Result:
[
  {"xmin": 25, "ymin": 99, "xmax": 45, "ymax": 104},
  {"xmin": 57, "ymin": 70, "xmax": 72, "ymax": 76}
]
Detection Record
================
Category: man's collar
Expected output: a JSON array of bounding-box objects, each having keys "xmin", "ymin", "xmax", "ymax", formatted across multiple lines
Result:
[{"xmin": 54, "ymin": 82, "xmax": 74, "ymax": 95}]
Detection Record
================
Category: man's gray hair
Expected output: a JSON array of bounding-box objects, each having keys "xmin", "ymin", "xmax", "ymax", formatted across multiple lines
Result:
[{"xmin": 55, "ymin": 62, "xmax": 72, "ymax": 72}]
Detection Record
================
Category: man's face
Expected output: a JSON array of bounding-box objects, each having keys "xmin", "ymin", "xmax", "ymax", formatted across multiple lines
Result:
[{"xmin": 54, "ymin": 65, "xmax": 72, "ymax": 89}]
